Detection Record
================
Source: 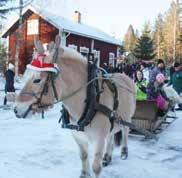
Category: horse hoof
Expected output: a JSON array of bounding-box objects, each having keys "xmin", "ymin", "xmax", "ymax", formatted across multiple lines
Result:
[
  {"xmin": 80, "ymin": 175, "xmax": 91, "ymax": 178},
  {"xmin": 121, "ymin": 154, "xmax": 128, "ymax": 160},
  {"xmin": 102, "ymin": 160, "xmax": 109, "ymax": 167},
  {"xmin": 102, "ymin": 154, "xmax": 112, "ymax": 167},
  {"xmin": 80, "ymin": 171, "xmax": 91, "ymax": 178},
  {"xmin": 121, "ymin": 147, "xmax": 128, "ymax": 160}
]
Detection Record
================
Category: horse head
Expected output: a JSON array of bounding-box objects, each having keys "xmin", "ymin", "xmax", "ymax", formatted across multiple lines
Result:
[{"xmin": 14, "ymin": 35, "xmax": 62, "ymax": 118}]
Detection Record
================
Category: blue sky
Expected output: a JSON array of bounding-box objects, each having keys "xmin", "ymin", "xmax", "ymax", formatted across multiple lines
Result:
[
  {"xmin": 2, "ymin": 0, "xmax": 173, "ymax": 40},
  {"xmin": 40, "ymin": 0, "xmax": 173, "ymax": 39}
]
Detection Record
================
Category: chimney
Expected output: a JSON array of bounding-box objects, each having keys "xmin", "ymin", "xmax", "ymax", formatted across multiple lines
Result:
[{"xmin": 73, "ymin": 11, "xmax": 81, "ymax": 23}]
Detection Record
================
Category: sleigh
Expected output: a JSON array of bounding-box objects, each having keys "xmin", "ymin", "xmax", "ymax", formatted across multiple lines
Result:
[{"xmin": 131, "ymin": 100, "xmax": 176, "ymax": 135}]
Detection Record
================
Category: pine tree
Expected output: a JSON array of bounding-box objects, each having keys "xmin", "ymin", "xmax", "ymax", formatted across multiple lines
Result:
[
  {"xmin": 123, "ymin": 25, "xmax": 137, "ymax": 52},
  {"xmin": 133, "ymin": 22, "xmax": 156, "ymax": 61}
]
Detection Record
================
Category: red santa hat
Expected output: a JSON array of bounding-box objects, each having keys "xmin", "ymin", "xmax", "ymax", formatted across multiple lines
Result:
[{"xmin": 27, "ymin": 54, "xmax": 58, "ymax": 73}]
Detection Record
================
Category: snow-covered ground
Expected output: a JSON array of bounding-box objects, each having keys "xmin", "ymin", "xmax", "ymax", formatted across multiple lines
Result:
[{"xmin": 0, "ymin": 78, "xmax": 182, "ymax": 178}]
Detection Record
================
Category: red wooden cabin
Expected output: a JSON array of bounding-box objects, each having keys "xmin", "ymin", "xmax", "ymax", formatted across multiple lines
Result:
[{"xmin": 2, "ymin": 6, "xmax": 121, "ymax": 74}]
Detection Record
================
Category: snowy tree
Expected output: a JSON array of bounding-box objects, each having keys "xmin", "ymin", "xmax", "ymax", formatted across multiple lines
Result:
[{"xmin": 133, "ymin": 23, "xmax": 156, "ymax": 61}]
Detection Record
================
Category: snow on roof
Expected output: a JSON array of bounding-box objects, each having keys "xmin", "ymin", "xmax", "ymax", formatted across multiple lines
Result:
[{"xmin": 2, "ymin": 6, "xmax": 121, "ymax": 46}]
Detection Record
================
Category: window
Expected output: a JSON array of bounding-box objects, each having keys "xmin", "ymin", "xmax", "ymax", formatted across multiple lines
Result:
[
  {"xmin": 80, "ymin": 46, "xmax": 89, "ymax": 58},
  {"xmin": 68, "ymin": 44, "xmax": 77, "ymax": 51},
  {"xmin": 27, "ymin": 19, "xmax": 39, "ymax": 35},
  {"xmin": 109, "ymin": 52, "xmax": 115, "ymax": 67},
  {"xmin": 80, "ymin": 46, "xmax": 89, "ymax": 54}
]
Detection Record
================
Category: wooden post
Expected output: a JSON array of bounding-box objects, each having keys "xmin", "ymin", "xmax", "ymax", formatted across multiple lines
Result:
[{"xmin": 15, "ymin": 0, "xmax": 23, "ymax": 78}]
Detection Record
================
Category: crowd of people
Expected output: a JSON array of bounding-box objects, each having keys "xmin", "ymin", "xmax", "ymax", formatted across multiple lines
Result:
[{"xmin": 103, "ymin": 59, "xmax": 182, "ymax": 115}]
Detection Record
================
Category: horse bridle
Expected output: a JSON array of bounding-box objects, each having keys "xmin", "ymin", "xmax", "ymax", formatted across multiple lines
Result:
[{"xmin": 21, "ymin": 73, "xmax": 58, "ymax": 118}]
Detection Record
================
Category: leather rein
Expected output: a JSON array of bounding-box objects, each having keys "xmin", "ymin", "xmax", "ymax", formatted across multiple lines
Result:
[{"xmin": 21, "ymin": 72, "xmax": 58, "ymax": 118}]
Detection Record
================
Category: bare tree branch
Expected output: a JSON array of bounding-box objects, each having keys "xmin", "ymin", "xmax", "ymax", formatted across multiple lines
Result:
[{"xmin": 0, "ymin": 0, "xmax": 34, "ymax": 17}]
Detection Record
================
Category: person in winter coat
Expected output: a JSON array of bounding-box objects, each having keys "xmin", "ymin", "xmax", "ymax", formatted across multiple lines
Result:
[
  {"xmin": 135, "ymin": 70, "xmax": 147, "ymax": 101},
  {"xmin": 171, "ymin": 62, "xmax": 182, "ymax": 94},
  {"xmin": 3, "ymin": 63, "xmax": 15, "ymax": 105},
  {"xmin": 149, "ymin": 59, "xmax": 165, "ymax": 84},
  {"xmin": 170, "ymin": 62, "xmax": 182, "ymax": 110},
  {"xmin": 140, "ymin": 62, "xmax": 150, "ymax": 83},
  {"xmin": 147, "ymin": 73, "xmax": 169, "ymax": 116}
]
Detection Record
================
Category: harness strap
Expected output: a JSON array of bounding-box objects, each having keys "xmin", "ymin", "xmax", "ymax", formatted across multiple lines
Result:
[
  {"xmin": 94, "ymin": 103, "xmax": 114, "ymax": 131},
  {"xmin": 115, "ymin": 117, "xmax": 155, "ymax": 139},
  {"xmin": 77, "ymin": 59, "xmax": 99, "ymax": 127},
  {"xmin": 50, "ymin": 74, "xmax": 59, "ymax": 101},
  {"xmin": 22, "ymin": 104, "xmax": 32, "ymax": 118},
  {"xmin": 104, "ymin": 79, "xmax": 119, "ymax": 110}
]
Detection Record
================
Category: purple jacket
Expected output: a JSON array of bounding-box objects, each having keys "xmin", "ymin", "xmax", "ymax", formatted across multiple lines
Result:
[{"xmin": 149, "ymin": 67, "xmax": 165, "ymax": 84}]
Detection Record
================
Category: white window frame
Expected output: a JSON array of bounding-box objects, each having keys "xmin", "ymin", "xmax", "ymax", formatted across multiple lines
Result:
[
  {"xmin": 68, "ymin": 44, "xmax": 78, "ymax": 51},
  {"xmin": 27, "ymin": 19, "xmax": 39, "ymax": 35},
  {"xmin": 80, "ymin": 46, "xmax": 89, "ymax": 54},
  {"xmin": 109, "ymin": 52, "xmax": 115, "ymax": 67}
]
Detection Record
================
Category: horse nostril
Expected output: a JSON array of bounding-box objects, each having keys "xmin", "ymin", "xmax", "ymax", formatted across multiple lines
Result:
[{"xmin": 14, "ymin": 107, "xmax": 18, "ymax": 114}]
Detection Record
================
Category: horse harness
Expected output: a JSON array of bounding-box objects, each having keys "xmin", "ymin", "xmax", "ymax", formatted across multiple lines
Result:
[
  {"xmin": 65, "ymin": 58, "xmax": 119, "ymax": 132},
  {"xmin": 58, "ymin": 59, "xmax": 155, "ymax": 138}
]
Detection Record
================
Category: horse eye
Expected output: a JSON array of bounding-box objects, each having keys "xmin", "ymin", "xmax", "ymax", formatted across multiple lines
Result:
[{"xmin": 33, "ymin": 79, "xmax": 41, "ymax": 83}]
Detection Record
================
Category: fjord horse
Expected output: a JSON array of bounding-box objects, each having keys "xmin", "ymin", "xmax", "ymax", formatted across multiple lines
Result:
[{"xmin": 14, "ymin": 36, "xmax": 136, "ymax": 178}]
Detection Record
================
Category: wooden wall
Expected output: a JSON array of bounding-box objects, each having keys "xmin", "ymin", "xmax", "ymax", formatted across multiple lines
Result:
[{"xmin": 94, "ymin": 40, "xmax": 117, "ymax": 66}]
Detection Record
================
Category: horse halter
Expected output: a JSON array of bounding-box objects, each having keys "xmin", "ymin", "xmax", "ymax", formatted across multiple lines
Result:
[{"xmin": 21, "ymin": 72, "xmax": 58, "ymax": 118}]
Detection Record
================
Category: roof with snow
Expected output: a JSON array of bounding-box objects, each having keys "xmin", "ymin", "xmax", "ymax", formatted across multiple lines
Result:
[{"xmin": 2, "ymin": 6, "xmax": 121, "ymax": 46}]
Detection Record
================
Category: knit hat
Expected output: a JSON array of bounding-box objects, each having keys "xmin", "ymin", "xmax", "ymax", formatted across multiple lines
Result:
[
  {"xmin": 8, "ymin": 63, "xmax": 15, "ymax": 70},
  {"xmin": 156, "ymin": 73, "xmax": 165, "ymax": 83},
  {"xmin": 157, "ymin": 59, "xmax": 164, "ymax": 65},
  {"xmin": 27, "ymin": 54, "xmax": 58, "ymax": 73},
  {"xmin": 174, "ymin": 62, "xmax": 180, "ymax": 68}
]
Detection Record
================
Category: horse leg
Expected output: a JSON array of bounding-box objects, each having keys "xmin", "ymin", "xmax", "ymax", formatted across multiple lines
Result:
[
  {"xmin": 121, "ymin": 125, "xmax": 129, "ymax": 160},
  {"xmin": 102, "ymin": 134, "xmax": 114, "ymax": 167},
  {"xmin": 72, "ymin": 133, "xmax": 91, "ymax": 178},
  {"xmin": 92, "ymin": 136, "xmax": 105, "ymax": 178}
]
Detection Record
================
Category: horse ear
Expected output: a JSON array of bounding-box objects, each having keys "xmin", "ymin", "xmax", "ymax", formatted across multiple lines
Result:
[
  {"xmin": 33, "ymin": 36, "xmax": 39, "ymax": 50},
  {"xmin": 33, "ymin": 36, "xmax": 44, "ymax": 54},
  {"xmin": 36, "ymin": 40, "xmax": 45, "ymax": 54},
  {"xmin": 55, "ymin": 35, "xmax": 61, "ymax": 48},
  {"xmin": 47, "ymin": 41, "xmax": 55, "ymax": 53}
]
